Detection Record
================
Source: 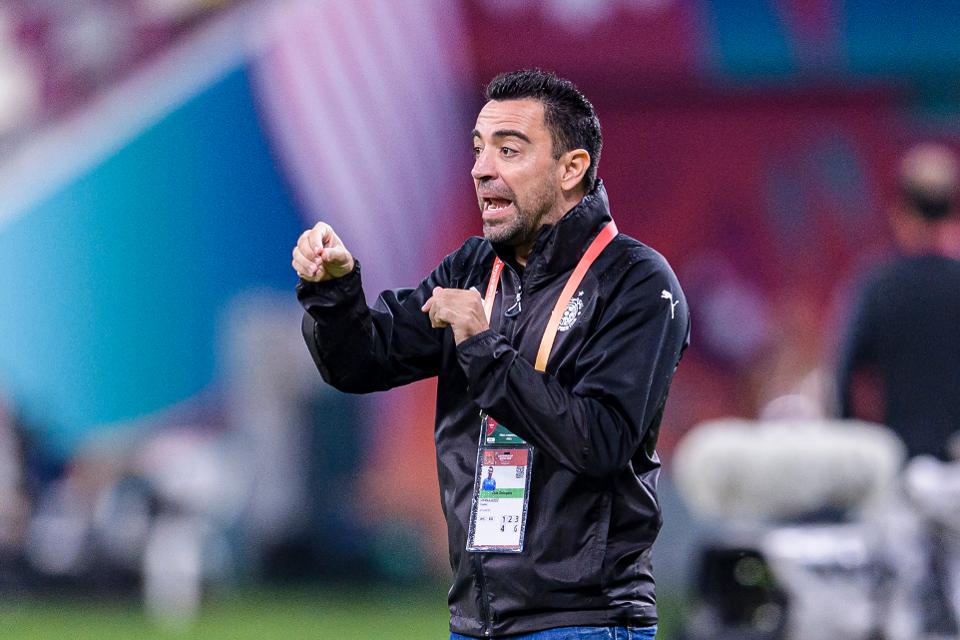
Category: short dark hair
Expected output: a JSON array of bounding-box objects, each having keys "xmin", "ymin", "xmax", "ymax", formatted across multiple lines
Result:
[
  {"xmin": 901, "ymin": 183, "xmax": 955, "ymax": 220},
  {"xmin": 485, "ymin": 69, "xmax": 602, "ymax": 193}
]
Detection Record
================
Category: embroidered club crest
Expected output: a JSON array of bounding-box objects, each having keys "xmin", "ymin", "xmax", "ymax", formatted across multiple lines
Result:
[{"xmin": 558, "ymin": 291, "xmax": 585, "ymax": 333}]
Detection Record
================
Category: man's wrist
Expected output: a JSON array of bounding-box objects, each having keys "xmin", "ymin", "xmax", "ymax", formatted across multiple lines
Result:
[
  {"xmin": 297, "ymin": 260, "xmax": 363, "ymax": 304},
  {"xmin": 456, "ymin": 328, "xmax": 496, "ymax": 351}
]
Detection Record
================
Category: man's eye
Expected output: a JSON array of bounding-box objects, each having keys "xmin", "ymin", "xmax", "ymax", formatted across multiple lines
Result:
[
  {"xmin": 501, "ymin": 147, "xmax": 517, "ymax": 157},
  {"xmin": 472, "ymin": 146, "xmax": 481, "ymax": 157}
]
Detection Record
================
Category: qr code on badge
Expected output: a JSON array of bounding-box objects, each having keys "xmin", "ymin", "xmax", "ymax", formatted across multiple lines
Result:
[{"xmin": 515, "ymin": 466, "xmax": 525, "ymax": 479}]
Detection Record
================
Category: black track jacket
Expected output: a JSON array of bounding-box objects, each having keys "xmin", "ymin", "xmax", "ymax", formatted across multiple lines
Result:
[{"xmin": 297, "ymin": 182, "xmax": 690, "ymax": 637}]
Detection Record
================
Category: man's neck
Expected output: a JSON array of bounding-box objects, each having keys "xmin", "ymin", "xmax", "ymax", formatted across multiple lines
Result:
[
  {"xmin": 894, "ymin": 212, "xmax": 960, "ymax": 259},
  {"xmin": 514, "ymin": 189, "xmax": 586, "ymax": 266}
]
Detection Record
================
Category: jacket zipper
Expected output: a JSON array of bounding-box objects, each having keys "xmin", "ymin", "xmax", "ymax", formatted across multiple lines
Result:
[
  {"xmin": 473, "ymin": 553, "xmax": 493, "ymax": 636},
  {"xmin": 504, "ymin": 284, "xmax": 522, "ymax": 317},
  {"xmin": 475, "ymin": 266, "xmax": 524, "ymax": 636}
]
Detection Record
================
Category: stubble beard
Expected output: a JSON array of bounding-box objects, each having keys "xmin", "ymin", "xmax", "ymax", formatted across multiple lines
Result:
[
  {"xmin": 482, "ymin": 179, "xmax": 559, "ymax": 248},
  {"xmin": 482, "ymin": 209, "xmax": 526, "ymax": 246}
]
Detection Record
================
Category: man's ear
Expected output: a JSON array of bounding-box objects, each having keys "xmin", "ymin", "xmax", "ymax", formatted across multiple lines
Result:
[{"xmin": 559, "ymin": 149, "xmax": 590, "ymax": 192}]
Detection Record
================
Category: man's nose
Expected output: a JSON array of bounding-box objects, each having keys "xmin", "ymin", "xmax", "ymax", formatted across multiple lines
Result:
[{"xmin": 471, "ymin": 148, "xmax": 496, "ymax": 182}]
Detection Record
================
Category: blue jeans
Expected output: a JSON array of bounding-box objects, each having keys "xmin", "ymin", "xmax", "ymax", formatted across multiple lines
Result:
[{"xmin": 451, "ymin": 626, "xmax": 657, "ymax": 639}]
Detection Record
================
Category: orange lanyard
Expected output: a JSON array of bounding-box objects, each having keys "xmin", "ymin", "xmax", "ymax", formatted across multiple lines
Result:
[{"xmin": 482, "ymin": 221, "xmax": 619, "ymax": 373}]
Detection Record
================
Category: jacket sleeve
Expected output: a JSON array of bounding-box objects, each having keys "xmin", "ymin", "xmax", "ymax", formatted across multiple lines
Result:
[
  {"xmin": 836, "ymin": 276, "xmax": 879, "ymax": 418},
  {"xmin": 297, "ymin": 259, "xmax": 450, "ymax": 393},
  {"xmin": 456, "ymin": 256, "xmax": 690, "ymax": 479}
]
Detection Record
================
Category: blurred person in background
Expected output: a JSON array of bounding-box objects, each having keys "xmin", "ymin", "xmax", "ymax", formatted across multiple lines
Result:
[
  {"xmin": 0, "ymin": 393, "xmax": 30, "ymax": 573},
  {"xmin": 2, "ymin": 0, "xmax": 233, "ymax": 134},
  {"xmin": 837, "ymin": 142, "xmax": 960, "ymax": 462},
  {"xmin": 292, "ymin": 70, "xmax": 689, "ymax": 639},
  {"xmin": 0, "ymin": 5, "xmax": 39, "ymax": 141},
  {"xmin": 837, "ymin": 142, "xmax": 960, "ymax": 638}
]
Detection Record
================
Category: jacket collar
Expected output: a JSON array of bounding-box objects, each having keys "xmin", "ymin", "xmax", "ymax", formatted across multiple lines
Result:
[{"xmin": 491, "ymin": 180, "xmax": 613, "ymax": 288}]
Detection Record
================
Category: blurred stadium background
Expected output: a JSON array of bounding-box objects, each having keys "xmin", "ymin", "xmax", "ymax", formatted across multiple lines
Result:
[{"xmin": 0, "ymin": 0, "xmax": 959, "ymax": 638}]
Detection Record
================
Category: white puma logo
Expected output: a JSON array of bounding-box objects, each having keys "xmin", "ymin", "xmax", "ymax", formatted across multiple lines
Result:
[{"xmin": 661, "ymin": 290, "xmax": 680, "ymax": 319}]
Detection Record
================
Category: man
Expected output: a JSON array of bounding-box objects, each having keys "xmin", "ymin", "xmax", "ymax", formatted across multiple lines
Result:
[
  {"xmin": 293, "ymin": 69, "xmax": 689, "ymax": 639},
  {"xmin": 837, "ymin": 143, "xmax": 960, "ymax": 638},
  {"xmin": 837, "ymin": 142, "xmax": 960, "ymax": 461},
  {"xmin": 482, "ymin": 467, "xmax": 497, "ymax": 492}
]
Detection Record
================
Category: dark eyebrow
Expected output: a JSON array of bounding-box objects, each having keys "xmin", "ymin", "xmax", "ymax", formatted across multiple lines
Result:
[{"xmin": 471, "ymin": 128, "xmax": 532, "ymax": 144}]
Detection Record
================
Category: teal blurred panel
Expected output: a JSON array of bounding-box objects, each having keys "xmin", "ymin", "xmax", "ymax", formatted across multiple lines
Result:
[
  {"xmin": 706, "ymin": 0, "xmax": 960, "ymax": 82},
  {"xmin": 845, "ymin": 0, "xmax": 960, "ymax": 77},
  {"xmin": 703, "ymin": 1, "xmax": 798, "ymax": 79},
  {"xmin": 0, "ymin": 66, "xmax": 303, "ymax": 458}
]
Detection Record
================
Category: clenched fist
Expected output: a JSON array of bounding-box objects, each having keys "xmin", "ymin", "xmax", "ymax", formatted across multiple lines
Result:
[
  {"xmin": 421, "ymin": 287, "xmax": 489, "ymax": 344},
  {"xmin": 292, "ymin": 221, "xmax": 355, "ymax": 282}
]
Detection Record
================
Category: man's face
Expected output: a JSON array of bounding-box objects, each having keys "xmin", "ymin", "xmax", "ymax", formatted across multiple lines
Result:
[
  {"xmin": 471, "ymin": 99, "xmax": 562, "ymax": 247},
  {"xmin": 487, "ymin": 467, "xmax": 494, "ymax": 478}
]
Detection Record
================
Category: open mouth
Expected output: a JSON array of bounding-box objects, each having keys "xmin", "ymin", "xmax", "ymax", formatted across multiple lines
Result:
[{"xmin": 482, "ymin": 197, "xmax": 513, "ymax": 212}]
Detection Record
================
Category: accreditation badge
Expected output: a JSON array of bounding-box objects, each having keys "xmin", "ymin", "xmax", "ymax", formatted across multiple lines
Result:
[{"xmin": 466, "ymin": 413, "xmax": 533, "ymax": 553}]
